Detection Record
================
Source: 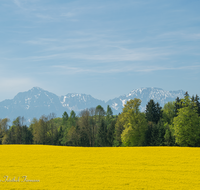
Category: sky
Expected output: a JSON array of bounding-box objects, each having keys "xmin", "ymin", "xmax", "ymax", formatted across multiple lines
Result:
[{"xmin": 0, "ymin": 0, "xmax": 200, "ymax": 102}]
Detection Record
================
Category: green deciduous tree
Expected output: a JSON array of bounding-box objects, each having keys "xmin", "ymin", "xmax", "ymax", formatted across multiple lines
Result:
[
  {"xmin": 173, "ymin": 95, "xmax": 200, "ymax": 147},
  {"xmin": 3, "ymin": 117, "xmax": 32, "ymax": 144},
  {"xmin": 66, "ymin": 125, "xmax": 80, "ymax": 146},
  {"xmin": 114, "ymin": 114, "xmax": 125, "ymax": 146},
  {"xmin": 164, "ymin": 128, "xmax": 173, "ymax": 146},
  {"xmin": 162, "ymin": 101, "xmax": 176, "ymax": 125},
  {"xmin": 0, "ymin": 118, "xmax": 9, "ymax": 144},
  {"xmin": 119, "ymin": 98, "xmax": 148, "ymax": 146}
]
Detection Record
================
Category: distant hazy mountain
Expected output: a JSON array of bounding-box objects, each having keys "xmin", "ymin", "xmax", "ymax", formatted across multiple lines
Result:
[{"xmin": 0, "ymin": 87, "xmax": 185, "ymax": 124}]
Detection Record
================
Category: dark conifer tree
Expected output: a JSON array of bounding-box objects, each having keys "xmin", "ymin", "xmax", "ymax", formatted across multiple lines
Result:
[
  {"xmin": 145, "ymin": 99, "xmax": 162, "ymax": 124},
  {"xmin": 21, "ymin": 125, "xmax": 33, "ymax": 144},
  {"xmin": 175, "ymin": 97, "xmax": 181, "ymax": 116},
  {"xmin": 146, "ymin": 99, "xmax": 156, "ymax": 123},
  {"xmin": 184, "ymin": 91, "xmax": 189, "ymax": 97},
  {"xmin": 145, "ymin": 121, "xmax": 154, "ymax": 146},
  {"xmin": 194, "ymin": 94, "xmax": 200, "ymax": 116},
  {"xmin": 155, "ymin": 102, "xmax": 163, "ymax": 123},
  {"xmin": 191, "ymin": 95, "xmax": 195, "ymax": 102},
  {"xmin": 145, "ymin": 120, "xmax": 165, "ymax": 146},
  {"xmin": 107, "ymin": 120, "xmax": 116, "ymax": 146},
  {"xmin": 97, "ymin": 120, "xmax": 108, "ymax": 147},
  {"xmin": 62, "ymin": 111, "xmax": 69, "ymax": 126},
  {"xmin": 156, "ymin": 120, "xmax": 165, "ymax": 146}
]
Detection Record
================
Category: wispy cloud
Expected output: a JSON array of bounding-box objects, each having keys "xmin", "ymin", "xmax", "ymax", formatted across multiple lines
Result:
[
  {"xmin": 12, "ymin": 0, "xmax": 79, "ymax": 22},
  {"xmin": 4, "ymin": 46, "xmax": 172, "ymax": 63},
  {"xmin": 61, "ymin": 12, "xmax": 76, "ymax": 18},
  {"xmin": 25, "ymin": 38, "xmax": 58, "ymax": 45},
  {"xmin": 157, "ymin": 31, "xmax": 200, "ymax": 41},
  {"xmin": 13, "ymin": 0, "xmax": 36, "ymax": 11},
  {"xmin": 58, "ymin": 48, "xmax": 170, "ymax": 62},
  {"xmin": 135, "ymin": 65, "xmax": 200, "ymax": 72},
  {"xmin": 51, "ymin": 64, "xmax": 200, "ymax": 75},
  {"xmin": 13, "ymin": 0, "xmax": 22, "ymax": 8},
  {"xmin": 5, "ymin": 54, "xmax": 61, "ymax": 62},
  {"xmin": 35, "ymin": 14, "xmax": 55, "ymax": 21},
  {"xmin": 21, "ymin": 32, "xmax": 175, "ymax": 63}
]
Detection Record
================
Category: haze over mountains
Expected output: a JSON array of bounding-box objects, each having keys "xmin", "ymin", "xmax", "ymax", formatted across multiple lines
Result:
[{"xmin": 0, "ymin": 87, "xmax": 185, "ymax": 124}]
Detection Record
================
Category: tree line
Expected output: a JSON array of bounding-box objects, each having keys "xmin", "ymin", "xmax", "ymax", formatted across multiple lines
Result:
[{"xmin": 1, "ymin": 92, "xmax": 200, "ymax": 147}]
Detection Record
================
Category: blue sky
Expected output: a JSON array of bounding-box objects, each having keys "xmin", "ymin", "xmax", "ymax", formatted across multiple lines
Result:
[{"xmin": 0, "ymin": 0, "xmax": 200, "ymax": 102}]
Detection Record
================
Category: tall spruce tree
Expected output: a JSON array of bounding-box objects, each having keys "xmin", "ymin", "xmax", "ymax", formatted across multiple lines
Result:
[
  {"xmin": 175, "ymin": 97, "xmax": 181, "ymax": 116},
  {"xmin": 194, "ymin": 95, "xmax": 200, "ymax": 116},
  {"xmin": 145, "ymin": 99, "xmax": 162, "ymax": 124},
  {"xmin": 97, "ymin": 120, "xmax": 108, "ymax": 147}
]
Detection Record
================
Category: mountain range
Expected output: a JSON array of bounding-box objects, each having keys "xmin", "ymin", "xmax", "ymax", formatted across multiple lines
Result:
[{"xmin": 0, "ymin": 87, "xmax": 185, "ymax": 124}]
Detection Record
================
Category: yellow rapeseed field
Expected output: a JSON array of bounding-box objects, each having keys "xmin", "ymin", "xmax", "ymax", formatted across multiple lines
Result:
[{"xmin": 0, "ymin": 145, "xmax": 200, "ymax": 189}]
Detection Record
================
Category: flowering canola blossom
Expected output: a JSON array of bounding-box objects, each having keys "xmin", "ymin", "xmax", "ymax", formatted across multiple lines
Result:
[{"xmin": 0, "ymin": 145, "xmax": 200, "ymax": 189}]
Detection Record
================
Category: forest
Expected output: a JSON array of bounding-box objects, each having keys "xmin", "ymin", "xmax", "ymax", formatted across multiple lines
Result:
[{"xmin": 0, "ymin": 92, "xmax": 200, "ymax": 147}]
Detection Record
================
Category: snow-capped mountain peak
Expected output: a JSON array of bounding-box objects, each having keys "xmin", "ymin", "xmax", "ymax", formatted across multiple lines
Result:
[
  {"xmin": 107, "ymin": 87, "xmax": 185, "ymax": 112},
  {"xmin": 0, "ymin": 87, "xmax": 186, "ymax": 123}
]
